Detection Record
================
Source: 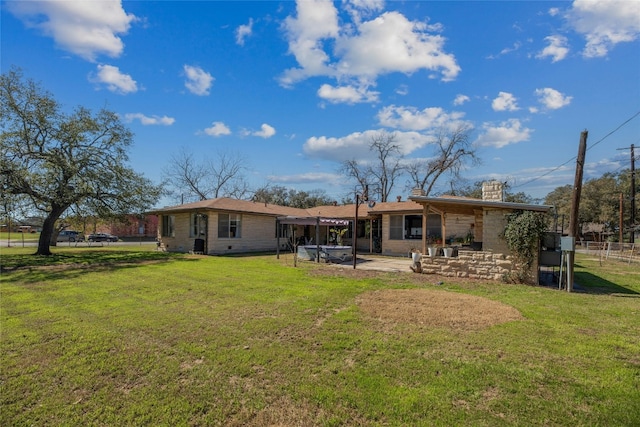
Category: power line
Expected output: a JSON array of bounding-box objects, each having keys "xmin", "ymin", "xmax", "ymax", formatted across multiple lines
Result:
[
  {"xmin": 587, "ymin": 111, "xmax": 640, "ymax": 151},
  {"xmin": 607, "ymin": 153, "xmax": 640, "ymax": 175},
  {"xmin": 513, "ymin": 111, "xmax": 640, "ymax": 189}
]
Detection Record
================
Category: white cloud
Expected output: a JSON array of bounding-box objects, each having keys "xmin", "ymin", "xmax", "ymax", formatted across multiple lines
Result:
[
  {"xmin": 303, "ymin": 129, "xmax": 431, "ymax": 162},
  {"xmin": 317, "ymin": 84, "xmax": 379, "ymax": 104},
  {"xmin": 566, "ymin": 0, "xmax": 640, "ymax": 58},
  {"xmin": 486, "ymin": 42, "xmax": 522, "ymax": 60},
  {"xmin": 492, "ymin": 92, "xmax": 519, "ymax": 112},
  {"xmin": 453, "ymin": 94, "xmax": 470, "ymax": 106},
  {"xmin": 204, "ymin": 121, "xmax": 231, "ymax": 137},
  {"xmin": 535, "ymin": 88, "xmax": 573, "ymax": 110},
  {"xmin": 549, "ymin": 8, "xmax": 560, "ymax": 17},
  {"xmin": 334, "ymin": 12, "xmax": 459, "ymax": 81},
  {"xmin": 280, "ymin": 1, "xmax": 460, "ymax": 96},
  {"xmin": 183, "ymin": 65, "xmax": 214, "ymax": 96},
  {"xmin": 537, "ymin": 35, "xmax": 569, "ymax": 62},
  {"xmin": 123, "ymin": 113, "xmax": 174, "ymax": 126},
  {"xmin": 236, "ymin": 18, "xmax": 253, "ymax": 46},
  {"xmin": 252, "ymin": 123, "xmax": 276, "ymax": 138},
  {"xmin": 501, "ymin": 42, "xmax": 522, "ymax": 56},
  {"xmin": 343, "ymin": 0, "xmax": 385, "ymax": 24},
  {"xmin": 280, "ymin": 0, "xmax": 340, "ymax": 87},
  {"xmin": 90, "ymin": 64, "xmax": 137, "ymax": 94},
  {"xmin": 475, "ymin": 119, "xmax": 532, "ymax": 148},
  {"xmin": 377, "ymin": 105, "xmax": 468, "ymax": 131},
  {"xmin": 395, "ymin": 84, "xmax": 409, "ymax": 96},
  {"xmin": 7, "ymin": 0, "xmax": 136, "ymax": 61}
]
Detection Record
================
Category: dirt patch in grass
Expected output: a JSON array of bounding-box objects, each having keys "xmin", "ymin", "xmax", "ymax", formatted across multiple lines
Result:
[
  {"xmin": 304, "ymin": 260, "xmax": 492, "ymax": 286},
  {"xmin": 356, "ymin": 289, "xmax": 523, "ymax": 331}
]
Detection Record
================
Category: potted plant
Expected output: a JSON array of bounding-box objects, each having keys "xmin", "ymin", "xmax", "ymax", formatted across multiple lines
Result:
[
  {"xmin": 330, "ymin": 227, "xmax": 348, "ymax": 246},
  {"xmin": 427, "ymin": 235, "xmax": 439, "ymax": 257}
]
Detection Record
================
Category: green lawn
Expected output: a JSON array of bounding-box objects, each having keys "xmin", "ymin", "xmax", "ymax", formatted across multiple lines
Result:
[
  {"xmin": 1, "ymin": 247, "xmax": 639, "ymax": 426},
  {"xmin": 1, "ymin": 231, "xmax": 40, "ymax": 243}
]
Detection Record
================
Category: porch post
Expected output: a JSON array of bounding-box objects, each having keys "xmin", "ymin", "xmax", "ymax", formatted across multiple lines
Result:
[
  {"xmin": 316, "ymin": 217, "xmax": 321, "ymax": 263},
  {"xmin": 422, "ymin": 204, "xmax": 429, "ymax": 254},
  {"xmin": 441, "ymin": 213, "xmax": 447, "ymax": 246},
  {"xmin": 276, "ymin": 218, "xmax": 280, "ymax": 259}
]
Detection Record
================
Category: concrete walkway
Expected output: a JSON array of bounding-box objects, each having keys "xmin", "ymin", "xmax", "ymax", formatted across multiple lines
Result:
[{"xmin": 327, "ymin": 254, "xmax": 413, "ymax": 273}]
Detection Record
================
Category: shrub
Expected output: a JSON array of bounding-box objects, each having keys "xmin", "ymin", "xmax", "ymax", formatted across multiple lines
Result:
[{"xmin": 502, "ymin": 210, "xmax": 548, "ymax": 284}]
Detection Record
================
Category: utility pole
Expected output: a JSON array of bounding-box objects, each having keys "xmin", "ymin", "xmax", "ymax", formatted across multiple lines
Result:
[
  {"xmin": 567, "ymin": 130, "xmax": 588, "ymax": 292},
  {"xmin": 619, "ymin": 193, "xmax": 624, "ymax": 244},
  {"xmin": 631, "ymin": 144, "xmax": 636, "ymax": 244},
  {"xmin": 617, "ymin": 144, "xmax": 636, "ymax": 243}
]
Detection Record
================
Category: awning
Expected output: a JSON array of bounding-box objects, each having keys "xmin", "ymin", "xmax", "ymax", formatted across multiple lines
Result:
[{"xmin": 276, "ymin": 216, "xmax": 351, "ymax": 226}]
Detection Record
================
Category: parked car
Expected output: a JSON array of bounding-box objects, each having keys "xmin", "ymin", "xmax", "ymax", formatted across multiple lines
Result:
[
  {"xmin": 87, "ymin": 233, "xmax": 118, "ymax": 242},
  {"xmin": 57, "ymin": 230, "xmax": 84, "ymax": 242}
]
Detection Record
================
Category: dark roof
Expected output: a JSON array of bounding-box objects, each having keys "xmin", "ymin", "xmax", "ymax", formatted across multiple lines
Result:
[
  {"xmin": 149, "ymin": 197, "xmax": 307, "ymax": 217},
  {"xmin": 149, "ymin": 195, "xmax": 551, "ymax": 220}
]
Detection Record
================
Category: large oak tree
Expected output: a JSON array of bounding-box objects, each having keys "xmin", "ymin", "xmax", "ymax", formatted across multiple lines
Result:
[{"xmin": 1, "ymin": 68, "xmax": 161, "ymax": 255}]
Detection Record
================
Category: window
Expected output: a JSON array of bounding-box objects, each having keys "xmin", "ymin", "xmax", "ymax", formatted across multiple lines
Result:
[
  {"xmin": 404, "ymin": 215, "xmax": 422, "ymax": 239},
  {"xmin": 218, "ymin": 213, "xmax": 241, "ymax": 238},
  {"xmin": 190, "ymin": 213, "xmax": 207, "ymax": 237},
  {"xmin": 389, "ymin": 215, "xmax": 403, "ymax": 240},
  {"xmin": 389, "ymin": 214, "xmax": 442, "ymax": 240},
  {"xmin": 161, "ymin": 215, "xmax": 175, "ymax": 237},
  {"xmin": 275, "ymin": 222, "xmax": 289, "ymax": 238}
]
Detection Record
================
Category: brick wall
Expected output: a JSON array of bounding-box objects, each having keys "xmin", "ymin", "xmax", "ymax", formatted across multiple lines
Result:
[{"xmin": 109, "ymin": 215, "xmax": 158, "ymax": 238}]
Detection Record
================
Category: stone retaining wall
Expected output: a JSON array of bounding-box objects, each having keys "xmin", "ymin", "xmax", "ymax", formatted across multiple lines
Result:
[{"xmin": 419, "ymin": 250, "xmax": 515, "ymax": 281}]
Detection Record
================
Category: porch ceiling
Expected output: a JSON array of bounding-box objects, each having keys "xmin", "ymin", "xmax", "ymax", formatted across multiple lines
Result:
[{"xmin": 409, "ymin": 196, "xmax": 552, "ymax": 216}]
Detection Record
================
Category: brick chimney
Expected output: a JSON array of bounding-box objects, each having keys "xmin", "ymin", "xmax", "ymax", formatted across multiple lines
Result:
[
  {"xmin": 482, "ymin": 181, "xmax": 504, "ymax": 201},
  {"xmin": 411, "ymin": 188, "xmax": 426, "ymax": 197},
  {"xmin": 397, "ymin": 195, "xmax": 402, "ymax": 202}
]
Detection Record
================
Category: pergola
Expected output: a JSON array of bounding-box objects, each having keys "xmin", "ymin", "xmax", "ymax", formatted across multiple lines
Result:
[{"xmin": 275, "ymin": 216, "xmax": 351, "ymax": 262}]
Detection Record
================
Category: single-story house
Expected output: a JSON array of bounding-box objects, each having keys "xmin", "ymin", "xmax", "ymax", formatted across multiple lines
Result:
[
  {"xmin": 150, "ymin": 181, "xmax": 552, "ymax": 283},
  {"xmin": 148, "ymin": 198, "xmax": 310, "ymax": 254},
  {"xmin": 149, "ymin": 197, "xmax": 455, "ymax": 257}
]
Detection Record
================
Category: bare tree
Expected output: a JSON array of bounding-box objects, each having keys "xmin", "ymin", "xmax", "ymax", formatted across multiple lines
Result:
[
  {"xmin": 207, "ymin": 151, "xmax": 248, "ymax": 198},
  {"xmin": 406, "ymin": 124, "xmax": 478, "ymax": 196},
  {"xmin": 340, "ymin": 159, "xmax": 370, "ymax": 191},
  {"xmin": 341, "ymin": 131, "xmax": 404, "ymax": 202},
  {"xmin": 163, "ymin": 148, "xmax": 249, "ymax": 202}
]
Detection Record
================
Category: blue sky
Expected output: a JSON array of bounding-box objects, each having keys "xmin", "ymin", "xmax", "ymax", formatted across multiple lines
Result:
[{"xmin": 2, "ymin": 0, "xmax": 639, "ymax": 206}]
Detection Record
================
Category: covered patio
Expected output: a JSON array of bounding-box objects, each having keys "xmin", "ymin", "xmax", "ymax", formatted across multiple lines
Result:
[{"xmin": 408, "ymin": 193, "xmax": 552, "ymax": 281}]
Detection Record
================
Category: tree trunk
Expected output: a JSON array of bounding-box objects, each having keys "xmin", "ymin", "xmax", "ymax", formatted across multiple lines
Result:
[{"xmin": 35, "ymin": 207, "xmax": 66, "ymax": 256}]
